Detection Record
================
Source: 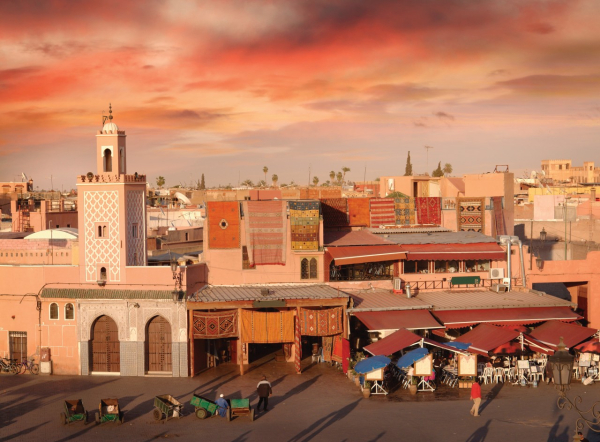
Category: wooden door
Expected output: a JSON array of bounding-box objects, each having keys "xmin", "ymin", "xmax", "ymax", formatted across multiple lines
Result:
[
  {"xmin": 9, "ymin": 332, "xmax": 27, "ymax": 363},
  {"xmin": 91, "ymin": 316, "xmax": 120, "ymax": 373},
  {"xmin": 146, "ymin": 316, "xmax": 172, "ymax": 372}
]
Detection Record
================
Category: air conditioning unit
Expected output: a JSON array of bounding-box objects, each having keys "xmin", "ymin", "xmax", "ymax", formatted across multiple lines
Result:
[
  {"xmin": 393, "ymin": 278, "xmax": 403, "ymax": 293},
  {"xmin": 489, "ymin": 268, "xmax": 505, "ymax": 280}
]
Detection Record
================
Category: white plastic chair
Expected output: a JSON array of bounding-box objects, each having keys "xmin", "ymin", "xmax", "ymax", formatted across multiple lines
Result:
[
  {"xmin": 480, "ymin": 367, "xmax": 493, "ymax": 384},
  {"xmin": 493, "ymin": 367, "xmax": 505, "ymax": 383}
]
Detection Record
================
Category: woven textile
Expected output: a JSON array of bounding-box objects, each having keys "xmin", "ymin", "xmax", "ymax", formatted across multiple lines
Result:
[
  {"xmin": 332, "ymin": 335, "xmax": 344, "ymax": 363},
  {"xmin": 492, "ymin": 197, "xmax": 506, "ymax": 236},
  {"xmin": 300, "ymin": 307, "xmax": 343, "ymax": 336},
  {"xmin": 193, "ymin": 310, "xmax": 238, "ymax": 339},
  {"xmin": 295, "ymin": 307, "xmax": 302, "ymax": 373},
  {"xmin": 394, "ymin": 197, "xmax": 416, "ymax": 225},
  {"xmin": 348, "ymin": 198, "xmax": 371, "ymax": 226},
  {"xmin": 321, "ymin": 198, "xmax": 348, "ymax": 227},
  {"xmin": 289, "ymin": 201, "xmax": 320, "ymax": 250},
  {"xmin": 240, "ymin": 310, "xmax": 295, "ymax": 343},
  {"xmin": 370, "ymin": 198, "xmax": 395, "ymax": 226},
  {"xmin": 207, "ymin": 201, "xmax": 240, "ymax": 248},
  {"xmin": 415, "ymin": 197, "xmax": 441, "ymax": 225},
  {"xmin": 458, "ymin": 198, "xmax": 485, "ymax": 233},
  {"xmin": 243, "ymin": 201, "xmax": 287, "ymax": 266},
  {"xmin": 322, "ymin": 336, "xmax": 333, "ymax": 362}
]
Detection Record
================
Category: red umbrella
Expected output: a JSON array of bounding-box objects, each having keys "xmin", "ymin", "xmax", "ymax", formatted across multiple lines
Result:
[
  {"xmin": 491, "ymin": 341, "xmax": 523, "ymax": 355},
  {"xmin": 573, "ymin": 339, "xmax": 600, "ymax": 355}
]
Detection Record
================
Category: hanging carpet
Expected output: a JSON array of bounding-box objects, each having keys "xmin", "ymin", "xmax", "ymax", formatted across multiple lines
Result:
[
  {"xmin": 321, "ymin": 198, "xmax": 348, "ymax": 227},
  {"xmin": 348, "ymin": 198, "xmax": 371, "ymax": 227},
  {"xmin": 370, "ymin": 198, "xmax": 395, "ymax": 226},
  {"xmin": 415, "ymin": 197, "xmax": 441, "ymax": 225},
  {"xmin": 243, "ymin": 200, "xmax": 287, "ymax": 266},
  {"xmin": 322, "ymin": 336, "xmax": 333, "ymax": 362},
  {"xmin": 295, "ymin": 307, "xmax": 302, "ymax": 373},
  {"xmin": 492, "ymin": 197, "xmax": 506, "ymax": 236},
  {"xmin": 300, "ymin": 307, "xmax": 343, "ymax": 336},
  {"xmin": 193, "ymin": 310, "xmax": 238, "ymax": 339},
  {"xmin": 289, "ymin": 201, "xmax": 320, "ymax": 250},
  {"xmin": 207, "ymin": 201, "xmax": 240, "ymax": 248},
  {"xmin": 240, "ymin": 310, "xmax": 295, "ymax": 343},
  {"xmin": 457, "ymin": 198, "xmax": 486, "ymax": 233},
  {"xmin": 332, "ymin": 335, "xmax": 344, "ymax": 363},
  {"xmin": 394, "ymin": 197, "xmax": 416, "ymax": 225}
]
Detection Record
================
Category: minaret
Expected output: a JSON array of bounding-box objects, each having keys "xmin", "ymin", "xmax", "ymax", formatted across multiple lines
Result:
[{"xmin": 77, "ymin": 105, "xmax": 147, "ymax": 285}]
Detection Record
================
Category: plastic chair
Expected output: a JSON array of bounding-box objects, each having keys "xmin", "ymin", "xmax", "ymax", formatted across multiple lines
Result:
[
  {"xmin": 480, "ymin": 367, "xmax": 493, "ymax": 384},
  {"xmin": 493, "ymin": 367, "xmax": 505, "ymax": 383}
]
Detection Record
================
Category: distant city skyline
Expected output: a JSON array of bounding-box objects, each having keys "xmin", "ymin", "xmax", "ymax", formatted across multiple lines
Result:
[{"xmin": 1, "ymin": 0, "xmax": 599, "ymax": 190}]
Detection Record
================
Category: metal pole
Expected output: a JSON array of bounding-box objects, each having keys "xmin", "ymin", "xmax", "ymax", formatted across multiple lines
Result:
[
  {"xmin": 564, "ymin": 203, "xmax": 567, "ymax": 260},
  {"xmin": 529, "ymin": 220, "xmax": 533, "ymax": 270}
]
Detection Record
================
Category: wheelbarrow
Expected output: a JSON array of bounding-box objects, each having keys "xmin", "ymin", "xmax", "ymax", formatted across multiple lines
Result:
[
  {"xmin": 95, "ymin": 398, "xmax": 125, "ymax": 424},
  {"xmin": 153, "ymin": 395, "xmax": 184, "ymax": 423},
  {"xmin": 60, "ymin": 399, "xmax": 88, "ymax": 426},
  {"xmin": 190, "ymin": 394, "xmax": 218, "ymax": 419},
  {"xmin": 227, "ymin": 398, "xmax": 254, "ymax": 422}
]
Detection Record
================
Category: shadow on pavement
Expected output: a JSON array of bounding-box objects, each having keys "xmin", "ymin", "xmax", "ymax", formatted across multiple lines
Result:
[
  {"xmin": 546, "ymin": 415, "xmax": 576, "ymax": 442},
  {"xmin": 479, "ymin": 381, "xmax": 505, "ymax": 414},
  {"xmin": 2, "ymin": 421, "xmax": 48, "ymax": 441},
  {"xmin": 366, "ymin": 432, "xmax": 386, "ymax": 442},
  {"xmin": 231, "ymin": 430, "xmax": 252, "ymax": 442},
  {"xmin": 287, "ymin": 399, "xmax": 361, "ymax": 442},
  {"xmin": 465, "ymin": 419, "xmax": 491, "ymax": 442}
]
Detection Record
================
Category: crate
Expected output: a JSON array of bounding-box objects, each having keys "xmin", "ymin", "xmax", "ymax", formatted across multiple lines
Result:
[{"xmin": 459, "ymin": 381, "xmax": 474, "ymax": 389}]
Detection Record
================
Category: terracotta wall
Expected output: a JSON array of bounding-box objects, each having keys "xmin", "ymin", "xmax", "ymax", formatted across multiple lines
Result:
[{"xmin": 0, "ymin": 239, "xmax": 76, "ymax": 265}]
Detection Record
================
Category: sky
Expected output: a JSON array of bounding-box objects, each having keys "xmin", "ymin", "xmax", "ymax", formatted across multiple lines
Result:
[{"xmin": 1, "ymin": 0, "xmax": 599, "ymax": 191}]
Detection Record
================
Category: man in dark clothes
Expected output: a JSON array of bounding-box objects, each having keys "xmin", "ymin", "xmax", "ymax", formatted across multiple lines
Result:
[{"xmin": 256, "ymin": 375, "xmax": 272, "ymax": 412}]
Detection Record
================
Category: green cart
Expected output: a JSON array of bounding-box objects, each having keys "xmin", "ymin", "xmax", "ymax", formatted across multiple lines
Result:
[
  {"xmin": 153, "ymin": 395, "xmax": 184, "ymax": 422},
  {"xmin": 60, "ymin": 399, "xmax": 88, "ymax": 426},
  {"xmin": 190, "ymin": 394, "xmax": 218, "ymax": 419},
  {"xmin": 95, "ymin": 398, "xmax": 124, "ymax": 425},
  {"xmin": 227, "ymin": 398, "xmax": 255, "ymax": 422}
]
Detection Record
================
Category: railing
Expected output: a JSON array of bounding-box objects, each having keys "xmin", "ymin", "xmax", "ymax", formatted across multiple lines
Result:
[{"xmin": 402, "ymin": 278, "xmax": 523, "ymax": 291}]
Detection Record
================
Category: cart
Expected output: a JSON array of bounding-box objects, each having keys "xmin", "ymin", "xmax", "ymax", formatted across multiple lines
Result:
[
  {"xmin": 226, "ymin": 398, "xmax": 255, "ymax": 422},
  {"xmin": 190, "ymin": 394, "xmax": 218, "ymax": 419},
  {"xmin": 95, "ymin": 398, "xmax": 125, "ymax": 425},
  {"xmin": 60, "ymin": 399, "xmax": 88, "ymax": 426},
  {"xmin": 153, "ymin": 395, "xmax": 184, "ymax": 422}
]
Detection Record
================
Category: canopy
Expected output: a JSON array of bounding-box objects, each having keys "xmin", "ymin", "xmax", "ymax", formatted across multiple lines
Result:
[
  {"xmin": 355, "ymin": 310, "xmax": 443, "ymax": 331},
  {"xmin": 432, "ymin": 307, "xmax": 582, "ymax": 329},
  {"xmin": 573, "ymin": 339, "xmax": 600, "ymax": 355},
  {"xmin": 326, "ymin": 245, "xmax": 406, "ymax": 265},
  {"xmin": 396, "ymin": 348, "xmax": 429, "ymax": 368},
  {"xmin": 363, "ymin": 329, "xmax": 421, "ymax": 356},
  {"xmin": 401, "ymin": 243, "xmax": 505, "ymax": 261},
  {"xmin": 354, "ymin": 355, "xmax": 391, "ymax": 373},
  {"xmin": 491, "ymin": 341, "xmax": 522, "ymax": 355},
  {"xmin": 529, "ymin": 320, "xmax": 598, "ymax": 349},
  {"xmin": 455, "ymin": 324, "xmax": 520, "ymax": 357},
  {"xmin": 445, "ymin": 342, "xmax": 471, "ymax": 351}
]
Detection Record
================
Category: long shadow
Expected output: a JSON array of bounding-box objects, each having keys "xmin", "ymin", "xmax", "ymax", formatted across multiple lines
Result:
[
  {"xmin": 465, "ymin": 419, "xmax": 492, "ymax": 442},
  {"xmin": 2, "ymin": 421, "xmax": 48, "ymax": 441},
  {"xmin": 287, "ymin": 399, "xmax": 361, "ymax": 442},
  {"xmin": 53, "ymin": 420, "xmax": 97, "ymax": 442},
  {"xmin": 479, "ymin": 382, "xmax": 505, "ymax": 414},
  {"xmin": 246, "ymin": 375, "xmax": 289, "ymax": 404},
  {"xmin": 547, "ymin": 415, "xmax": 564, "ymax": 442},
  {"xmin": 231, "ymin": 431, "xmax": 252, "ymax": 442},
  {"xmin": 245, "ymin": 356, "xmax": 277, "ymax": 374},
  {"xmin": 367, "ymin": 432, "xmax": 386, "ymax": 442}
]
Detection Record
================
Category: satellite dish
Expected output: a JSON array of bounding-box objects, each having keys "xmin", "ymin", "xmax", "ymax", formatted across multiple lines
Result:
[{"xmin": 86, "ymin": 172, "xmax": 94, "ymax": 180}]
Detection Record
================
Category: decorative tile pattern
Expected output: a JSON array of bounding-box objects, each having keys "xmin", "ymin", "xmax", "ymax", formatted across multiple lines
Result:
[{"xmin": 126, "ymin": 190, "xmax": 146, "ymax": 265}]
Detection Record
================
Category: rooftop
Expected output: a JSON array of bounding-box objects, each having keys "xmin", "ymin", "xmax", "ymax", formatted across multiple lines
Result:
[
  {"xmin": 324, "ymin": 230, "xmax": 396, "ymax": 247},
  {"xmin": 190, "ymin": 284, "xmax": 348, "ymax": 303},
  {"xmin": 375, "ymin": 231, "xmax": 498, "ymax": 245}
]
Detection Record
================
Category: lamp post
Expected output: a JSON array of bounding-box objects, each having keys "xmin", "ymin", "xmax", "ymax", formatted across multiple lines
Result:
[
  {"xmin": 548, "ymin": 337, "xmax": 600, "ymax": 438},
  {"xmin": 531, "ymin": 227, "xmax": 546, "ymax": 271}
]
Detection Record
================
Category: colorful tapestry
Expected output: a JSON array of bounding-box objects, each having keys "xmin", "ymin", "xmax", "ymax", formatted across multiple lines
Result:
[
  {"xmin": 332, "ymin": 335, "xmax": 344, "ymax": 363},
  {"xmin": 348, "ymin": 198, "xmax": 370, "ymax": 226},
  {"xmin": 415, "ymin": 197, "xmax": 441, "ymax": 225},
  {"xmin": 243, "ymin": 200, "xmax": 287, "ymax": 266},
  {"xmin": 295, "ymin": 307, "xmax": 302, "ymax": 373},
  {"xmin": 457, "ymin": 198, "xmax": 485, "ymax": 233},
  {"xmin": 394, "ymin": 197, "xmax": 415, "ymax": 225},
  {"xmin": 370, "ymin": 198, "xmax": 395, "ymax": 226},
  {"xmin": 332, "ymin": 335, "xmax": 350, "ymax": 373},
  {"xmin": 240, "ymin": 310, "xmax": 295, "ymax": 343},
  {"xmin": 300, "ymin": 307, "xmax": 343, "ymax": 336},
  {"xmin": 289, "ymin": 201, "xmax": 320, "ymax": 250},
  {"xmin": 207, "ymin": 201, "xmax": 240, "ymax": 248},
  {"xmin": 321, "ymin": 198, "xmax": 348, "ymax": 227},
  {"xmin": 193, "ymin": 310, "xmax": 238, "ymax": 339},
  {"xmin": 492, "ymin": 197, "xmax": 506, "ymax": 236},
  {"xmin": 322, "ymin": 336, "xmax": 333, "ymax": 362}
]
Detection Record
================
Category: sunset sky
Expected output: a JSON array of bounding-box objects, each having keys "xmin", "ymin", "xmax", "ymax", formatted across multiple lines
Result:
[{"xmin": 1, "ymin": 0, "xmax": 599, "ymax": 190}]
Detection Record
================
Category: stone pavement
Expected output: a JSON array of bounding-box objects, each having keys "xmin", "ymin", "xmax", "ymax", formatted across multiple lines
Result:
[{"xmin": 1, "ymin": 357, "xmax": 599, "ymax": 442}]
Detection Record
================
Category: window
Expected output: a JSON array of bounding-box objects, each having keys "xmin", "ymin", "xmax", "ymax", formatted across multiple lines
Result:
[
  {"xmin": 9, "ymin": 331, "xmax": 27, "ymax": 363},
  {"xmin": 301, "ymin": 258, "xmax": 309, "ymax": 279},
  {"xmin": 403, "ymin": 261, "xmax": 429, "ymax": 274},
  {"xmin": 67, "ymin": 224, "xmax": 71, "ymax": 228},
  {"xmin": 96, "ymin": 223, "xmax": 108, "ymax": 238},
  {"xmin": 104, "ymin": 148, "xmax": 112, "ymax": 172},
  {"xmin": 65, "ymin": 303, "xmax": 74, "ymax": 320},
  {"xmin": 132, "ymin": 224, "xmax": 138, "ymax": 238},
  {"xmin": 56, "ymin": 224, "xmax": 60, "ymax": 228},
  {"xmin": 100, "ymin": 267, "xmax": 107, "ymax": 281},
  {"xmin": 434, "ymin": 260, "xmax": 459, "ymax": 273},
  {"xmin": 185, "ymin": 232, "xmax": 189, "ymax": 241},
  {"xmin": 464, "ymin": 260, "xmax": 490, "ymax": 272},
  {"xmin": 49, "ymin": 302, "xmax": 59, "ymax": 320},
  {"xmin": 330, "ymin": 260, "xmax": 394, "ymax": 281},
  {"xmin": 309, "ymin": 258, "xmax": 318, "ymax": 279},
  {"xmin": 134, "ymin": 253, "xmax": 138, "ymax": 265},
  {"xmin": 301, "ymin": 258, "xmax": 318, "ymax": 280}
]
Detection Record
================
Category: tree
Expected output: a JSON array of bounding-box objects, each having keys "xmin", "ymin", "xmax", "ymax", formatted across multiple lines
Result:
[
  {"xmin": 443, "ymin": 163, "xmax": 453, "ymax": 177},
  {"xmin": 342, "ymin": 167, "xmax": 350, "ymax": 183},
  {"xmin": 336, "ymin": 172, "xmax": 343, "ymax": 184},
  {"xmin": 257, "ymin": 179, "xmax": 266, "ymax": 187},
  {"xmin": 263, "ymin": 166, "xmax": 268, "ymax": 184},
  {"xmin": 329, "ymin": 170, "xmax": 335, "ymax": 181},
  {"xmin": 313, "ymin": 176, "xmax": 319, "ymax": 187},
  {"xmin": 272, "ymin": 174, "xmax": 278, "ymax": 186},
  {"xmin": 432, "ymin": 161, "xmax": 444, "ymax": 177},
  {"xmin": 404, "ymin": 151, "xmax": 413, "ymax": 176},
  {"xmin": 156, "ymin": 176, "xmax": 165, "ymax": 189},
  {"xmin": 241, "ymin": 179, "xmax": 254, "ymax": 187},
  {"xmin": 386, "ymin": 191, "xmax": 409, "ymax": 199},
  {"xmin": 200, "ymin": 173, "xmax": 206, "ymax": 190}
]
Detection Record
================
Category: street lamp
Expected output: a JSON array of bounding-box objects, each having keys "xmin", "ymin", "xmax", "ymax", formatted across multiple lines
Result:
[{"xmin": 548, "ymin": 336, "xmax": 600, "ymax": 438}]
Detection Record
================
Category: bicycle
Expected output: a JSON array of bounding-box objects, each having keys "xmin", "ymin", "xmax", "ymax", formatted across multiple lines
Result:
[
  {"xmin": 0, "ymin": 358, "xmax": 19, "ymax": 375},
  {"xmin": 19, "ymin": 357, "xmax": 40, "ymax": 375}
]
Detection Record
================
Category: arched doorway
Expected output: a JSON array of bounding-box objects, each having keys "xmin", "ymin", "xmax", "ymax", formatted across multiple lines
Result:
[
  {"xmin": 90, "ymin": 315, "xmax": 120, "ymax": 373},
  {"xmin": 146, "ymin": 316, "xmax": 172, "ymax": 373}
]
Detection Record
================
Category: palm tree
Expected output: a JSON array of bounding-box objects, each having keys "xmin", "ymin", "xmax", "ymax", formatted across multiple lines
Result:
[
  {"xmin": 313, "ymin": 176, "xmax": 319, "ymax": 187},
  {"xmin": 241, "ymin": 179, "xmax": 254, "ymax": 187},
  {"xmin": 272, "ymin": 174, "xmax": 278, "ymax": 187},
  {"xmin": 342, "ymin": 167, "xmax": 350, "ymax": 183},
  {"xmin": 329, "ymin": 171, "xmax": 335, "ymax": 181},
  {"xmin": 263, "ymin": 166, "xmax": 268, "ymax": 184},
  {"xmin": 257, "ymin": 179, "xmax": 266, "ymax": 187},
  {"xmin": 336, "ymin": 172, "xmax": 343, "ymax": 184}
]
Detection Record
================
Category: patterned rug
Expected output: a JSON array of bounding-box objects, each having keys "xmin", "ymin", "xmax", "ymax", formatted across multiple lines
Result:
[
  {"xmin": 289, "ymin": 201, "xmax": 320, "ymax": 250},
  {"xmin": 243, "ymin": 201, "xmax": 287, "ymax": 266},
  {"xmin": 193, "ymin": 310, "xmax": 238, "ymax": 339},
  {"xmin": 348, "ymin": 198, "xmax": 370, "ymax": 226},
  {"xmin": 240, "ymin": 310, "xmax": 295, "ymax": 343},
  {"xmin": 321, "ymin": 198, "xmax": 348, "ymax": 227},
  {"xmin": 370, "ymin": 198, "xmax": 395, "ymax": 226},
  {"xmin": 295, "ymin": 307, "xmax": 302, "ymax": 373},
  {"xmin": 415, "ymin": 197, "xmax": 441, "ymax": 225},
  {"xmin": 492, "ymin": 196, "xmax": 506, "ymax": 235},
  {"xmin": 207, "ymin": 201, "xmax": 240, "ymax": 248},
  {"xmin": 299, "ymin": 307, "xmax": 343, "ymax": 336},
  {"xmin": 322, "ymin": 336, "xmax": 333, "ymax": 362},
  {"xmin": 394, "ymin": 197, "xmax": 415, "ymax": 225},
  {"xmin": 332, "ymin": 335, "xmax": 343, "ymax": 363},
  {"xmin": 457, "ymin": 198, "xmax": 486, "ymax": 233}
]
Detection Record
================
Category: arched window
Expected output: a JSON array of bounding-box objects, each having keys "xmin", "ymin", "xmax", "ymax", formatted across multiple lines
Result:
[
  {"xmin": 301, "ymin": 258, "xmax": 309, "ymax": 280},
  {"xmin": 100, "ymin": 267, "xmax": 107, "ymax": 281},
  {"xmin": 309, "ymin": 258, "xmax": 318, "ymax": 279},
  {"xmin": 49, "ymin": 302, "xmax": 59, "ymax": 320},
  {"xmin": 65, "ymin": 303, "xmax": 74, "ymax": 320},
  {"xmin": 104, "ymin": 148, "xmax": 112, "ymax": 172}
]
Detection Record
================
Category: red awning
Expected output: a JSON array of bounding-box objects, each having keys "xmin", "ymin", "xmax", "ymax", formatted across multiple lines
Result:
[
  {"xmin": 455, "ymin": 324, "xmax": 521, "ymax": 356},
  {"xmin": 422, "ymin": 337, "xmax": 468, "ymax": 355},
  {"xmin": 573, "ymin": 339, "xmax": 600, "ymax": 354},
  {"xmin": 529, "ymin": 320, "xmax": 597, "ymax": 349},
  {"xmin": 364, "ymin": 328, "xmax": 422, "ymax": 356},
  {"xmin": 401, "ymin": 243, "xmax": 506, "ymax": 261},
  {"xmin": 523, "ymin": 335, "xmax": 555, "ymax": 355},
  {"xmin": 326, "ymin": 245, "xmax": 406, "ymax": 265},
  {"xmin": 432, "ymin": 307, "xmax": 582, "ymax": 329},
  {"xmin": 354, "ymin": 310, "xmax": 443, "ymax": 331}
]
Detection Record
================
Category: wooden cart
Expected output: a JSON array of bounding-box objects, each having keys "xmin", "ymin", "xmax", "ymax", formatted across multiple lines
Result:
[
  {"xmin": 190, "ymin": 394, "xmax": 218, "ymax": 419},
  {"xmin": 60, "ymin": 399, "xmax": 88, "ymax": 426},
  {"xmin": 226, "ymin": 398, "xmax": 255, "ymax": 422},
  {"xmin": 153, "ymin": 395, "xmax": 184, "ymax": 422},
  {"xmin": 95, "ymin": 398, "xmax": 125, "ymax": 424}
]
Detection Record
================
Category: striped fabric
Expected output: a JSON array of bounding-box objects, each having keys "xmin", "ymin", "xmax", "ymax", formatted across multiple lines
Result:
[{"xmin": 370, "ymin": 198, "xmax": 395, "ymax": 226}]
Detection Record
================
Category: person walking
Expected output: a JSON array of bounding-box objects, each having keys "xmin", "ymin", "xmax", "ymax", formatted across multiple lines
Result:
[
  {"xmin": 256, "ymin": 375, "xmax": 272, "ymax": 412},
  {"xmin": 470, "ymin": 379, "xmax": 482, "ymax": 417}
]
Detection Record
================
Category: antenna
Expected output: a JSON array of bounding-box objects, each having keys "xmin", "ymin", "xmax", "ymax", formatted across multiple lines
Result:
[
  {"xmin": 308, "ymin": 165, "xmax": 311, "ymax": 188},
  {"xmin": 101, "ymin": 103, "xmax": 113, "ymax": 126},
  {"xmin": 424, "ymin": 145, "xmax": 434, "ymax": 174}
]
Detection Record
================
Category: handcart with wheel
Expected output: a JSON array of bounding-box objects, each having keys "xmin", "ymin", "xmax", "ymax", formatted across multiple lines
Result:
[
  {"xmin": 60, "ymin": 399, "xmax": 88, "ymax": 426},
  {"xmin": 95, "ymin": 398, "xmax": 125, "ymax": 424},
  {"xmin": 190, "ymin": 394, "xmax": 218, "ymax": 419},
  {"xmin": 153, "ymin": 395, "xmax": 184, "ymax": 423},
  {"xmin": 226, "ymin": 398, "xmax": 254, "ymax": 422}
]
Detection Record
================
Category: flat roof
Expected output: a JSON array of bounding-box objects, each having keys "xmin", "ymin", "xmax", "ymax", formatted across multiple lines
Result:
[
  {"xmin": 324, "ymin": 230, "xmax": 395, "ymax": 247},
  {"xmin": 375, "ymin": 231, "xmax": 498, "ymax": 245},
  {"xmin": 190, "ymin": 284, "xmax": 349, "ymax": 303}
]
